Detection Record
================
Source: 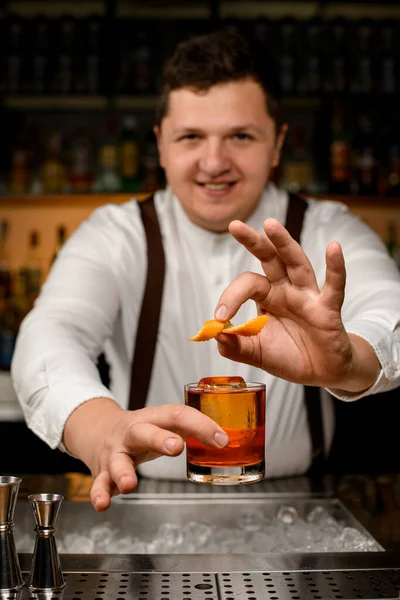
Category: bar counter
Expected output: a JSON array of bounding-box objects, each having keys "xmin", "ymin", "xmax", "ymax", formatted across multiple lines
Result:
[{"xmin": 4, "ymin": 472, "xmax": 400, "ymax": 598}]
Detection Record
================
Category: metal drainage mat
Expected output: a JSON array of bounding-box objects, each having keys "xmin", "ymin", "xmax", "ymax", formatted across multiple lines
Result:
[{"xmin": 5, "ymin": 570, "xmax": 400, "ymax": 600}]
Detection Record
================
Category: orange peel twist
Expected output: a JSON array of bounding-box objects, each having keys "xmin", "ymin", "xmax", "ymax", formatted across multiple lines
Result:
[{"xmin": 189, "ymin": 314, "xmax": 269, "ymax": 342}]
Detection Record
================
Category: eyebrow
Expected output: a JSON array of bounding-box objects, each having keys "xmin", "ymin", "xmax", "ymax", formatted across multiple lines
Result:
[
  {"xmin": 173, "ymin": 127, "xmax": 202, "ymax": 136},
  {"xmin": 173, "ymin": 124, "xmax": 264, "ymax": 136},
  {"xmin": 230, "ymin": 124, "xmax": 265, "ymax": 135}
]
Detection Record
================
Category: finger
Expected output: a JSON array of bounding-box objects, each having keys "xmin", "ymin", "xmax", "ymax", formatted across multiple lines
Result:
[
  {"xmin": 133, "ymin": 405, "xmax": 229, "ymax": 448},
  {"xmin": 320, "ymin": 241, "xmax": 346, "ymax": 311},
  {"xmin": 90, "ymin": 470, "xmax": 116, "ymax": 512},
  {"xmin": 229, "ymin": 220, "xmax": 287, "ymax": 283},
  {"xmin": 216, "ymin": 332, "xmax": 261, "ymax": 369},
  {"xmin": 263, "ymin": 219, "xmax": 319, "ymax": 291},
  {"xmin": 107, "ymin": 451, "xmax": 140, "ymax": 493},
  {"xmin": 214, "ymin": 272, "xmax": 271, "ymax": 321},
  {"xmin": 124, "ymin": 422, "xmax": 185, "ymax": 461}
]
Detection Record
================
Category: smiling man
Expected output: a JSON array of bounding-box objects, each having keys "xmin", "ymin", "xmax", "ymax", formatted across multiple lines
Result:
[
  {"xmin": 12, "ymin": 29, "xmax": 400, "ymax": 511},
  {"xmin": 155, "ymin": 79, "xmax": 286, "ymax": 232}
]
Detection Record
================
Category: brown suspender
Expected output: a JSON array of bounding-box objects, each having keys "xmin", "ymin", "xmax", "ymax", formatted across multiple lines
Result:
[
  {"xmin": 129, "ymin": 192, "xmax": 325, "ymax": 474},
  {"xmin": 128, "ymin": 195, "xmax": 165, "ymax": 412}
]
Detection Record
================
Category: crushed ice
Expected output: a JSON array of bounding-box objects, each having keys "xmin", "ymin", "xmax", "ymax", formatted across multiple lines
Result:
[{"xmin": 15, "ymin": 504, "xmax": 380, "ymax": 554}]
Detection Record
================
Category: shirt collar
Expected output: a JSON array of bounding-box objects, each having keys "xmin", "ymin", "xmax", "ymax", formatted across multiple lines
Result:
[{"xmin": 165, "ymin": 183, "xmax": 289, "ymax": 249}]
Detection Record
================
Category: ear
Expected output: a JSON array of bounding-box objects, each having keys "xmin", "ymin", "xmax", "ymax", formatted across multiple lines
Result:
[
  {"xmin": 153, "ymin": 125, "xmax": 165, "ymax": 168},
  {"xmin": 271, "ymin": 123, "xmax": 288, "ymax": 168}
]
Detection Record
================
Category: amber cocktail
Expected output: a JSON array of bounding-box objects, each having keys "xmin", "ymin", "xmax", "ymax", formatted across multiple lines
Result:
[{"xmin": 185, "ymin": 376, "xmax": 266, "ymax": 484}]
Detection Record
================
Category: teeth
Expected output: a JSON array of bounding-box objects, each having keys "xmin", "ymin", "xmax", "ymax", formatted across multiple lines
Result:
[{"xmin": 205, "ymin": 183, "xmax": 229, "ymax": 190}]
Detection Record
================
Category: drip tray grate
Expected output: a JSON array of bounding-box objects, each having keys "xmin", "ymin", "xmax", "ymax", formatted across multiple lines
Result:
[
  {"xmin": 4, "ymin": 569, "xmax": 400, "ymax": 600},
  {"xmin": 218, "ymin": 569, "xmax": 400, "ymax": 599}
]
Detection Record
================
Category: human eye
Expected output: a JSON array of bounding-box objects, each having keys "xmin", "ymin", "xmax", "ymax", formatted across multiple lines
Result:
[
  {"xmin": 233, "ymin": 132, "xmax": 253, "ymax": 141},
  {"xmin": 178, "ymin": 132, "xmax": 199, "ymax": 141}
]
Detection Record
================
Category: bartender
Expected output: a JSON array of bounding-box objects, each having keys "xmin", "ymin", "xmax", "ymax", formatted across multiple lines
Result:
[{"xmin": 11, "ymin": 28, "xmax": 400, "ymax": 511}]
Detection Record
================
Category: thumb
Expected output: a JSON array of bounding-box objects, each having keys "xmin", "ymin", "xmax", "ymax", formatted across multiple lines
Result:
[{"xmin": 216, "ymin": 332, "xmax": 258, "ymax": 367}]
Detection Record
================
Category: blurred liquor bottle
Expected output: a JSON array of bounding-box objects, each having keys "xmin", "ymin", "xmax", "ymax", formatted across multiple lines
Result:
[
  {"xmin": 349, "ymin": 19, "xmax": 376, "ymax": 95},
  {"xmin": 0, "ymin": 270, "xmax": 30, "ymax": 371},
  {"xmin": 53, "ymin": 15, "xmax": 77, "ymax": 95},
  {"xmin": 39, "ymin": 131, "xmax": 68, "ymax": 194},
  {"xmin": 329, "ymin": 102, "xmax": 351, "ymax": 194},
  {"xmin": 119, "ymin": 116, "xmax": 141, "ymax": 193},
  {"xmin": 374, "ymin": 115, "xmax": 400, "ymax": 197},
  {"xmin": 29, "ymin": 15, "xmax": 54, "ymax": 94},
  {"xmin": 0, "ymin": 220, "xmax": 12, "ymax": 307},
  {"xmin": 69, "ymin": 130, "xmax": 94, "ymax": 193},
  {"xmin": 20, "ymin": 230, "xmax": 43, "ymax": 311},
  {"xmin": 87, "ymin": 16, "xmax": 102, "ymax": 94},
  {"xmin": 116, "ymin": 19, "xmax": 151, "ymax": 94},
  {"xmin": 278, "ymin": 17, "xmax": 298, "ymax": 96},
  {"xmin": 142, "ymin": 130, "xmax": 163, "ymax": 194},
  {"xmin": 0, "ymin": 305, "xmax": 16, "ymax": 371},
  {"xmin": 93, "ymin": 117, "xmax": 121, "ymax": 193},
  {"xmin": 297, "ymin": 17, "xmax": 323, "ymax": 96},
  {"xmin": 0, "ymin": 174, "xmax": 7, "ymax": 196},
  {"xmin": 75, "ymin": 15, "xmax": 103, "ymax": 94},
  {"xmin": 386, "ymin": 144, "xmax": 400, "ymax": 197},
  {"xmin": 132, "ymin": 29, "xmax": 153, "ymax": 94},
  {"xmin": 324, "ymin": 17, "xmax": 349, "ymax": 95},
  {"xmin": 3, "ymin": 15, "xmax": 26, "ymax": 94},
  {"xmin": 352, "ymin": 114, "xmax": 379, "ymax": 196},
  {"xmin": 51, "ymin": 225, "xmax": 67, "ymax": 265},
  {"xmin": 8, "ymin": 148, "xmax": 31, "ymax": 195},
  {"xmin": 380, "ymin": 20, "xmax": 397, "ymax": 95},
  {"xmin": 115, "ymin": 19, "xmax": 130, "ymax": 94},
  {"xmin": 282, "ymin": 120, "xmax": 314, "ymax": 194},
  {"xmin": 116, "ymin": 20, "xmax": 153, "ymax": 94}
]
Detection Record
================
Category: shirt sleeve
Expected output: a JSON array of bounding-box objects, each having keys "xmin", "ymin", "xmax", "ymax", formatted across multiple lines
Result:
[
  {"xmin": 304, "ymin": 199, "xmax": 400, "ymax": 402},
  {"xmin": 11, "ymin": 201, "xmax": 144, "ymax": 450}
]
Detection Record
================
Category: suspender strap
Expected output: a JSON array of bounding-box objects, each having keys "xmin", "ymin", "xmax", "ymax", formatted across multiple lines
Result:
[
  {"xmin": 286, "ymin": 192, "xmax": 325, "ymax": 476},
  {"xmin": 128, "ymin": 195, "xmax": 165, "ymax": 411},
  {"xmin": 303, "ymin": 385, "xmax": 325, "ymax": 476},
  {"xmin": 285, "ymin": 192, "xmax": 308, "ymax": 247}
]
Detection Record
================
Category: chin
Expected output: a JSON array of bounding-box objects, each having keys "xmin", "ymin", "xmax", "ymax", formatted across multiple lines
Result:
[
  {"xmin": 198, "ymin": 214, "xmax": 234, "ymax": 233},
  {"xmin": 207, "ymin": 223, "xmax": 231, "ymax": 233}
]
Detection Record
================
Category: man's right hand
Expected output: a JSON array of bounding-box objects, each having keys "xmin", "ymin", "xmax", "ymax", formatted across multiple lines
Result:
[{"xmin": 63, "ymin": 397, "xmax": 229, "ymax": 511}]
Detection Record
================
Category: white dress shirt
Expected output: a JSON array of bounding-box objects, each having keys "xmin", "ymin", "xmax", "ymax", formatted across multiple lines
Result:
[{"xmin": 11, "ymin": 184, "xmax": 400, "ymax": 479}]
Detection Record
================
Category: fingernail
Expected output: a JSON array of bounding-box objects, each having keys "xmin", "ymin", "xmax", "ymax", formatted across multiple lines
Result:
[
  {"xmin": 214, "ymin": 431, "xmax": 229, "ymax": 447},
  {"xmin": 215, "ymin": 304, "xmax": 227, "ymax": 321},
  {"xmin": 94, "ymin": 497, "xmax": 100, "ymax": 509},
  {"xmin": 164, "ymin": 438, "xmax": 178, "ymax": 452}
]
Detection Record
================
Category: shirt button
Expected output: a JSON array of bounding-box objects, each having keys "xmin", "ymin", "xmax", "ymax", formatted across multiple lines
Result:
[{"xmin": 215, "ymin": 276, "xmax": 223, "ymax": 286}]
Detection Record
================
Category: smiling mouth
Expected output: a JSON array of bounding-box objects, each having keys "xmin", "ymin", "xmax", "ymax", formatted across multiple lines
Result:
[{"xmin": 197, "ymin": 182, "xmax": 236, "ymax": 191}]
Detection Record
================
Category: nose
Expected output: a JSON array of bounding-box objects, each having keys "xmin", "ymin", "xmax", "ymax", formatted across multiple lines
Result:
[{"xmin": 198, "ymin": 138, "xmax": 231, "ymax": 177}]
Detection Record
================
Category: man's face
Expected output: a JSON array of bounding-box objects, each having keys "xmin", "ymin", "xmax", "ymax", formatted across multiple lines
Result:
[{"xmin": 155, "ymin": 79, "xmax": 287, "ymax": 233}]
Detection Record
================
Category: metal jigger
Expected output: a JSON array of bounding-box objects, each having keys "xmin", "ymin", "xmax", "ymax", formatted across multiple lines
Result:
[
  {"xmin": 26, "ymin": 493, "xmax": 65, "ymax": 592},
  {"xmin": 0, "ymin": 475, "xmax": 24, "ymax": 592}
]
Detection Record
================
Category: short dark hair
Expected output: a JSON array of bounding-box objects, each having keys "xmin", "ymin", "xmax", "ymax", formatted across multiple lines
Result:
[{"xmin": 155, "ymin": 27, "xmax": 283, "ymax": 131}]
